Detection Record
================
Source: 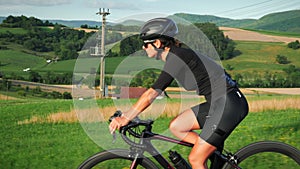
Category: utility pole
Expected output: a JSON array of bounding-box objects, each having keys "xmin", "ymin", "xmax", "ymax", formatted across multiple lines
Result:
[{"xmin": 96, "ymin": 8, "xmax": 110, "ymax": 98}]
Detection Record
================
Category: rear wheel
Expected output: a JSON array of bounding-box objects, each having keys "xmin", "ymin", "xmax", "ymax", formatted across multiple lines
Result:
[
  {"xmin": 78, "ymin": 149, "xmax": 159, "ymax": 169},
  {"xmin": 222, "ymin": 141, "xmax": 300, "ymax": 169}
]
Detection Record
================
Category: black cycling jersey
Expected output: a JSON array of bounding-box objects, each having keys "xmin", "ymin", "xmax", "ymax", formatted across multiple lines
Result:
[
  {"xmin": 151, "ymin": 45, "xmax": 236, "ymax": 100},
  {"xmin": 151, "ymin": 45, "xmax": 247, "ymax": 148}
]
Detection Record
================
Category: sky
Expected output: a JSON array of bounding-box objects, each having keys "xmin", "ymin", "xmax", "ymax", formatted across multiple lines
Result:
[{"xmin": 0, "ymin": 0, "xmax": 299, "ymax": 22}]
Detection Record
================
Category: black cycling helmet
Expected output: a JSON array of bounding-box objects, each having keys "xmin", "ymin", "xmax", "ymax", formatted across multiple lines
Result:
[{"xmin": 140, "ymin": 17, "xmax": 178, "ymax": 41}]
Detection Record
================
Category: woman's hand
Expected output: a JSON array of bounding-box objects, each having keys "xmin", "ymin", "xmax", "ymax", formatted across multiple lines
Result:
[
  {"xmin": 109, "ymin": 116, "xmax": 130, "ymax": 134},
  {"xmin": 109, "ymin": 88, "xmax": 159, "ymax": 134}
]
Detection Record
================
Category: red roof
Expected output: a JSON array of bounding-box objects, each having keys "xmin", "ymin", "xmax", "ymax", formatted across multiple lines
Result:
[{"xmin": 120, "ymin": 87, "xmax": 147, "ymax": 99}]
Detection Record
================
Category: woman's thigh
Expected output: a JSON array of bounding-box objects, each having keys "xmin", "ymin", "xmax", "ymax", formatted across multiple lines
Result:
[{"xmin": 170, "ymin": 108, "xmax": 201, "ymax": 131}]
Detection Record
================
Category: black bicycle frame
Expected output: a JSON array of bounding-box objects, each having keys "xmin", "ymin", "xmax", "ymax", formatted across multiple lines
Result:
[
  {"xmin": 109, "ymin": 111, "xmax": 240, "ymax": 169},
  {"xmin": 126, "ymin": 130, "xmax": 234, "ymax": 169}
]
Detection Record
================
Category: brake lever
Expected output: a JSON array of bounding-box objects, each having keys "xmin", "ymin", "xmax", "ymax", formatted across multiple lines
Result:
[
  {"xmin": 112, "ymin": 132, "xmax": 117, "ymax": 144},
  {"xmin": 108, "ymin": 110, "xmax": 142, "ymax": 143}
]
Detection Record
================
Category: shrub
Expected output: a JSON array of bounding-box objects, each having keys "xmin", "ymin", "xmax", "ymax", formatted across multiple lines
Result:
[
  {"xmin": 17, "ymin": 90, "xmax": 26, "ymax": 97},
  {"xmin": 63, "ymin": 92, "xmax": 72, "ymax": 99},
  {"xmin": 276, "ymin": 55, "xmax": 289, "ymax": 64},
  {"xmin": 287, "ymin": 40, "xmax": 300, "ymax": 50}
]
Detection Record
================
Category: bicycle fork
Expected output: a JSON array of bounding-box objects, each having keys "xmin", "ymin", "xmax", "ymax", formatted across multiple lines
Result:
[{"xmin": 128, "ymin": 147, "xmax": 144, "ymax": 169}]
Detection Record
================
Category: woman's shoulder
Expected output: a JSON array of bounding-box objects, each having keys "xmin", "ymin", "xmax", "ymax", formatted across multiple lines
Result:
[{"xmin": 170, "ymin": 46, "xmax": 196, "ymax": 58}]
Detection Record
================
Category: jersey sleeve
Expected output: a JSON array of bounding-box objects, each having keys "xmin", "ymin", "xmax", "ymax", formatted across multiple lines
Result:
[{"xmin": 151, "ymin": 70, "xmax": 174, "ymax": 93}]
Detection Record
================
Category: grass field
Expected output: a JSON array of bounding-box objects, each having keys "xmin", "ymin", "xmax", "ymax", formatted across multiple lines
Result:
[
  {"xmin": 242, "ymin": 28, "xmax": 300, "ymax": 38},
  {"xmin": 1, "ymin": 41, "xmax": 299, "ymax": 80},
  {"xmin": 0, "ymin": 27, "xmax": 28, "ymax": 34},
  {"xmin": 223, "ymin": 41, "xmax": 300, "ymax": 75},
  {"xmin": 0, "ymin": 50, "xmax": 46, "ymax": 77},
  {"xmin": 0, "ymin": 94, "xmax": 299, "ymax": 169}
]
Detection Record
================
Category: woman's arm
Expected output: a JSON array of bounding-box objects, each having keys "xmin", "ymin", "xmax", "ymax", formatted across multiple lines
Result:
[
  {"xmin": 109, "ymin": 88, "xmax": 160, "ymax": 133},
  {"xmin": 123, "ymin": 88, "xmax": 160, "ymax": 120}
]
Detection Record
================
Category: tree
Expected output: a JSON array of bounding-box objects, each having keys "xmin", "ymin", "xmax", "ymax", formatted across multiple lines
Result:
[
  {"xmin": 283, "ymin": 65, "xmax": 300, "ymax": 74},
  {"xmin": 119, "ymin": 35, "xmax": 143, "ymax": 56},
  {"xmin": 194, "ymin": 23, "xmax": 236, "ymax": 60},
  {"xmin": 276, "ymin": 55, "xmax": 289, "ymax": 64},
  {"xmin": 1, "ymin": 16, "xmax": 90, "ymax": 60},
  {"xmin": 81, "ymin": 24, "xmax": 88, "ymax": 28},
  {"xmin": 24, "ymin": 38, "xmax": 48, "ymax": 52},
  {"xmin": 130, "ymin": 69, "xmax": 158, "ymax": 87},
  {"xmin": 283, "ymin": 65, "xmax": 300, "ymax": 87},
  {"xmin": 63, "ymin": 92, "xmax": 72, "ymax": 99},
  {"xmin": 29, "ymin": 71, "xmax": 43, "ymax": 83},
  {"xmin": 287, "ymin": 40, "xmax": 300, "ymax": 50},
  {"xmin": 51, "ymin": 91, "xmax": 62, "ymax": 99},
  {"xmin": 2, "ymin": 15, "xmax": 47, "ymax": 28}
]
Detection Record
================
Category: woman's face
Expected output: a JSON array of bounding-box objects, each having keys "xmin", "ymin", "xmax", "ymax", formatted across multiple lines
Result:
[{"xmin": 143, "ymin": 40, "xmax": 159, "ymax": 58}]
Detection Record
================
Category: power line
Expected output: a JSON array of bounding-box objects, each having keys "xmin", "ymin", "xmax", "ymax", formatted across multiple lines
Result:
[
  {"xmin": 244, "ymin": 1, "xmax": 300, "ymax": 19},
  {"xmin": 228, "ymin": 0, "xmax": 291, "ymax": 17},
  {"xmin": 216, "ymin": 0, "xmax": 300, "ymax": 19},
  {"xmin": 215, "ymin": 0, "xmax": 274, "ymax": 14}
]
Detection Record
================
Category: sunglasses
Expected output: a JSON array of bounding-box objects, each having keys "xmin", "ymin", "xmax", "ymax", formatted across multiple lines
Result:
[{"xmin": 143, "ymin": 40, "xmax": 156, "ymax": 48}]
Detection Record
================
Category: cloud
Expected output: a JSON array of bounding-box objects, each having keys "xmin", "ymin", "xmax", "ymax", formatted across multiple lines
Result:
[
  {"xmin": 85, "ymin": 0, "xmax": 139, "ymax": 10},
  {"xmin": 0, "ymin": 0, "xmax": 72, "ymax": 7}
]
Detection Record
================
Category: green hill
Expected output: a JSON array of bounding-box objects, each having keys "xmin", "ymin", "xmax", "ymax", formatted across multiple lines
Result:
[
  {"xmin": 173, "ymin": 10, "xmax": 300, "ymax": 33},
  {"xmin": 173, "ymin": 13, "xmax": 256, "ymax": 28},
  {"xmin": 174, "ymin": 13, "xmax": 233, "ymax": 24},
  {"xmin": 247, "ymin": 10, "xmax": 300, "ymax": 33},
  {"xmin": 0, "ymin": 50, "xmax": 46, "ymax": 76},
  {"xmin": 223, "ymin": 41, "xmax": 300, "ymax": 74}
]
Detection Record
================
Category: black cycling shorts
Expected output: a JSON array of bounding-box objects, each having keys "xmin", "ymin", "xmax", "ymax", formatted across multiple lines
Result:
[{"xmin": 192, "ymin": 88, "xmax": 248, "ymax": 148}]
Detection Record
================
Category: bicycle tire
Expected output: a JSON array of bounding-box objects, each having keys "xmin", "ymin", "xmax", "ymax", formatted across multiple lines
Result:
[
  {"xmin": 78, "ymin": 149, "xmax": 159, "ymax": 169},
  {"xmin": 222, "ymin": 141, "xmax": 300, "ymax": 169}
]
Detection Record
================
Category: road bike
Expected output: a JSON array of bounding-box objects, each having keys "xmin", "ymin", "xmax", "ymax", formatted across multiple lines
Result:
[{"xmin": 78, "ymin": 111, "xmax": 300, "ymax": 169}]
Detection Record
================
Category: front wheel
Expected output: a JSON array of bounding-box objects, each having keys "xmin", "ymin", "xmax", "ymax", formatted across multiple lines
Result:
[
  {"xmin": 78, "ymin": 149, "xmax": 159, "ymax": 169},
  {"xmin": 222, "ymin": 141, "xmax": 300, "ymax": 169}
]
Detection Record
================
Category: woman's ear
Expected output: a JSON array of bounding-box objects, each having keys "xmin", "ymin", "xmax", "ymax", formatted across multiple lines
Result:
[{"xmin": 154, "ymin": 39, "xmax": 162, "ymax": 48}]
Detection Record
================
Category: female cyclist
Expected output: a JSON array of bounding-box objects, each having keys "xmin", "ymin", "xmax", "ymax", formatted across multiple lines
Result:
[{"xmin": 109, "ymin": 17, "xmax": 248, "ymax": 169}]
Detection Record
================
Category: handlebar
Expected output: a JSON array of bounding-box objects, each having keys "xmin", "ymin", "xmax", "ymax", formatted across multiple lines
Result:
[{"xmin": 109, "ymin": 111, "xmax": 155, "ymax": 148}]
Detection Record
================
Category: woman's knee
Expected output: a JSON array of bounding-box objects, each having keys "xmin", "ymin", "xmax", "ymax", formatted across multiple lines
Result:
[{"xmin": 188, "ymin": 137, "xmax": 216, "ymax": 166}]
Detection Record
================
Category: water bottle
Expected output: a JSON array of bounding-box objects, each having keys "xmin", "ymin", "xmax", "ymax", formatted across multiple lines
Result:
[{"xmin": 168, "ymin": 150, "xmax": 192, "ymax": 169}]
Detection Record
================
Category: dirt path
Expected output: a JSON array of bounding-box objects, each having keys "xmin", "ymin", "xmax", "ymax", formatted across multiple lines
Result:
[
  {"xmin": 240, "ymin": 88, "xmax": 300, "ymax": 95},
  {"xmin": 220, "ymin": 27, "xmax": 300, "ymax": 43}
]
